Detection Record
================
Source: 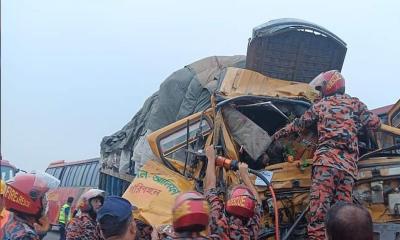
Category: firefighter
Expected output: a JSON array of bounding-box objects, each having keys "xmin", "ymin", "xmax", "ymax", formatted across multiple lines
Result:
[
  {"xmin": 97, "ymin": 196, "xmax": 137, "ymax": 240},
  {"xmin": 273, "ymin": 70, "xmax": 381, "ymax": 240},
  {"xmin": 0, "ymin": 179, "xmax": 11, "ymax": 237},
  {"xmin": 204, "ymin": 145, "xmax": 263, "ymax": 240},
  {"xmin": 2, "ymin": 172, "xmax": 60, "ymax": 240},
  {"xmin": 156, "ymin": 191, "xmax": 220, "ymax": 240},
  {"xmin": 66, "ymin": 189, "xmax": 105, "ymax": 240},
  {"xmin": 58, "ymin": 196, "xmax": 74, "ymax": 240}
]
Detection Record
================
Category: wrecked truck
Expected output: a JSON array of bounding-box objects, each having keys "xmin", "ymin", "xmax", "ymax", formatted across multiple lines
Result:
[
  {"xmin": 99, "ymin": 18, "xmax": 347, "ymax": 194},
  {"xmin": 100, "ymin": 18, "xmax": 400, "ymax": 239}
]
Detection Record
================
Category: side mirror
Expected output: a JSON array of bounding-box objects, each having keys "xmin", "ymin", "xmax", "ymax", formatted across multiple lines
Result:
[{"xmin": 16, "ymin": 169, "xmax": 27, "ymax": 174}]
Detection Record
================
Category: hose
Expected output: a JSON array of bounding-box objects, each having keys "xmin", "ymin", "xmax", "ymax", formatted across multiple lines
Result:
[
  {"xmin": 249, "ymin": 169, "xmax": 280, "ymax": 240},
  {"xmin": 282, "ymin": 204, "xmax": 309, "ymax": 240}
]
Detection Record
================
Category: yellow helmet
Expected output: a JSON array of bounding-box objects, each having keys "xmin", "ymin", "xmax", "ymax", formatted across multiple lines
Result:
[{"xmin": 0, "ymin": 179, "xmax": 6, "ymax": 195}]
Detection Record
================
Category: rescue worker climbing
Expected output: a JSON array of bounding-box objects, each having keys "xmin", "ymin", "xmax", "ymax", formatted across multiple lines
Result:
[
  {"xmin": 2, "ymin": 172, "xmax": 60, "ymax": 240},
  {"xmin": 273, "ymin": 70, "xmax": 381, "ymax": 240},
  {"xmin": 58, "ymin": 196, "xmax": 74, "ymax": 240},
  {"xmin": 204, "ymin": 145, "xmax": 263, "ymax": 240},
  {"xmin": 155, "ymin": 191, "xmax": 221, "ymax": 240},
  {"xmin": 66, "ymin": 189, "xmax": 105, "ymax": 240}
]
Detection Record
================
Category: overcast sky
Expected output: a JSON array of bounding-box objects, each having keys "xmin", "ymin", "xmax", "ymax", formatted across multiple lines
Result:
[{"xmin": 2, "ymin": 0, "xmax": 399, "ymax": 172}]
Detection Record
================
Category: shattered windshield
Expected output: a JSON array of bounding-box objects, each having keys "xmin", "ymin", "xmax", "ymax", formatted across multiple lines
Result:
[{"xmin": 159, "ymin": 119, "xmax": 211, "ymax": 161}]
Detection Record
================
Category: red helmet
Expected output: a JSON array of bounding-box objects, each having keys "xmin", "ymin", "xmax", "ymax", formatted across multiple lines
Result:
[
  {"xmin": 310, "ymin": 70, "xmax": 345, "ymax": 97},
  {"xmin": 78, "ymin": 189, "xmax": 105, "ymax": 212},
  {"xmin": 172, "ymin": 191, "xmax": 209, "ymax": 232},
  {"xmin": 4, "ymin": 172, "xmax": 60, "ymax": 217},
  {"xmin": 226, "ymin": 185, "xmax": 256, "ymax": 218}
]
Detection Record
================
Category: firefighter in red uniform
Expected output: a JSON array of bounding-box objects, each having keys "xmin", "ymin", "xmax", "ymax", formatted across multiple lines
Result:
[
  {"xmin": 156, "ymin": 191, "xmax": 221, "ymax": 240},
  {"xmin": 2, "ymin": 172, "xmax": 60, "ymax": 240},
  {"xmin": 0, "ymin": 179, "xmax": 11, "ymax": 240},
  {"xmin": 204, "ymin": 145, "xmax": 263, "ymax": 240},
  {"xmin": 66, "ymin": 189, "xmax": 105, "ymax": 240},
  {"xmin": 273, "ymin": 70, "xmax": 381, "ymax": 240},
  {"xmin": 0, "ymin": 179, "xmax": 10, "ymax": 230}
]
